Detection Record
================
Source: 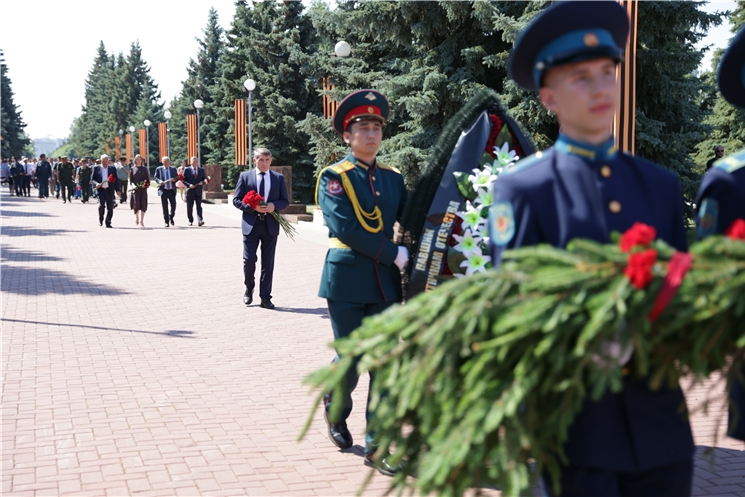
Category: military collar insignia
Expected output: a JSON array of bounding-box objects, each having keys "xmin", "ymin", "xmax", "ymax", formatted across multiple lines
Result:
[{"xmin": 555, "ymin": 134, "xmax": 617, "ymax": 163}]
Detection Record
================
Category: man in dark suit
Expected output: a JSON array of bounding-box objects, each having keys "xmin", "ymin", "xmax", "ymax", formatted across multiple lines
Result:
[
  {"xmin": 91, "ymin": 154, "xmax": 119, "ymax": 228},
  {"xmin": 232, "ymin": 148, "xmax": 289, "ymax": 309},
  {"xmin": 183, "ymin": 156, "xmax": 207, "ymax": 226},
  {"xmin": 154, "ymin": 156, "xmax": 178, "ymax": 228}
]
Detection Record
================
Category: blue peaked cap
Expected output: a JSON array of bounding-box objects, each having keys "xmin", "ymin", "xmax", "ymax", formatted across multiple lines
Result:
[
  {"xmin": 509, "ymin": 1, "xmax": 629, "ymax": 91},
  {"xmin": 717, "ymin": 27, "xmax": 745, "ymax": 108}
]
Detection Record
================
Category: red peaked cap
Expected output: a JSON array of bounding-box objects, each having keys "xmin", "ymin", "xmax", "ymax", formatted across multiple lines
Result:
[{"xmin": 333, "ymin": 89, "xmax": 390, "ymax": 135}]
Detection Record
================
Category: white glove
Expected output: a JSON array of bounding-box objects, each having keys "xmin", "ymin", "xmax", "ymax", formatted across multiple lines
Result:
[{"xmin": 394, "ymin": 246, "xmax": 409, "ymax": 272}]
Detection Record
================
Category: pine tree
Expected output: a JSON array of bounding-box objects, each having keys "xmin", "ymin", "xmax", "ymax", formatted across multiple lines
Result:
[
  {"xmin": 634, "ymin": 1, "xmax": 723, "ymax": 209},
  {"xmin": 169, "ymin": 7, "xmax": 225, "ymax": 165},
  {"xmin": 0, "ymin": 50, "xmax": 31, "ymax": 158},
  {"xmin": 694, "ymin": 0, "xmax": 745, "ymax": 167},
  {"xmin": 210, "ymin": 0, "xmax": 318, "ymax": 200}
]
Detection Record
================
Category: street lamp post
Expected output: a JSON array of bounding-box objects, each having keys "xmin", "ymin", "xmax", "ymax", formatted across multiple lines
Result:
[
  {"xmin": 143, "ymin": 120, "xmax": 151, "ymax": 171},
  {"xmin": 193, "ymin": 99, "xmax": 204, "ymax": 166},
  {"xmin": 243, "ymin": 79, "xmax": 255, "ymax": 162},
  {"xmin": 118, "ymin": 129, "xmax": 123, "ymax": 160},
  {"xmin": 164, "ymin": 110, "xmax": 172, "ymax": 158},
  {"xmin": 335, "ymin": 40, "xmax": 351, "ymax": 58},
  {"xmin": 128, "ymin": 126, "xmax": 135, "ymax": 163}
]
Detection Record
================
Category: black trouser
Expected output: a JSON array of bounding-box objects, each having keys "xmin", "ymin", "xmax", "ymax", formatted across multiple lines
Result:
[
  {"xmin": 186, "ymin": 192, "xmax": 203, "ymax": 223},
  {"xmin": 323, "ymin": 299, "xmax": 395, "ymax": 453},
  {"xmin": 61, "ymin": 180, "xmax": 74, "ymax": 201},
  {"xmin": 23, "ymin": 176, "xmax": 31, "ymax": 196},
  {"xmin": 160, "ymin": 188, "xmax": 176, "ymax": 224},
  {"xmin": 80, "ymin": 180, "xmax": 90, "ymax": 202},
  {"xmin": 13, "ymin": 177, "xmax": 23, "ymax": 196},
  {"xmin": 243, "ymin": 218, "xmax": 278, "ymax": 300},
  {"xmin": 38, "ymin": 177, "xmax": 49, "ymax": 197},
  {"xmin": 543, "ymin": 457, "xmax": 693, "ymax": 497},
  {"xmin": 120, "ymin": 180, "xmax": 128, "ymax": 202},
  {"xmin": 97, "ymin": 188, "xmax": 116, "ymax": 225}
]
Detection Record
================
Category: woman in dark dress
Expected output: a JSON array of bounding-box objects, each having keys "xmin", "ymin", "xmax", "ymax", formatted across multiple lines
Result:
[{"xmin": 129, "ymin": 154, "xmax": 150, "ymax": 227}]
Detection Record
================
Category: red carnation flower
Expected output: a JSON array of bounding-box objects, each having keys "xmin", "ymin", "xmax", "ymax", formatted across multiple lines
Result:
[
  {"xmin": 725, "ymin": 219, "xmax": 745, "ymax": 241},
  {"xmin": 108, "ymin": 174, "xmax": 116, "ymax": 183},
  {"xmin": 620, "ymin": 222, "xmax": 657, "ymax": 252},
  {"xmin": 624, "ymin": 249, "xmax": 657, "ymax": 289},
  {"xmin": 144, "ymin": 180, "xmax": 150, "ymax": 188},
  {"xmin": 242, "ymin": 190, "xmax": 265, "ymax": 209}
]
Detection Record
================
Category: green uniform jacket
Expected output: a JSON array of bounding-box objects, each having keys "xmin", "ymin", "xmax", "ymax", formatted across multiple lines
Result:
[
  {"xmin": 78, "ymin": 166, "xmax": 92, "ymax": 182},
  {"xmin": 316, "ymin": 153, "xmax": 408, "ymax": 304}
]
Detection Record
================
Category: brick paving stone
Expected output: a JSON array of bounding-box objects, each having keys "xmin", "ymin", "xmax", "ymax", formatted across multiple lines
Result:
[{"xmin": 2, "ymin": 188, "xmax": 745, "ymax": 497}]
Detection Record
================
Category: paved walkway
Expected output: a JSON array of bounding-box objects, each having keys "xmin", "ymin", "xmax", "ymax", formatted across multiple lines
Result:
[{"xmin": 1, "ymin": 188, "xmax": 744, "ymax": 496}]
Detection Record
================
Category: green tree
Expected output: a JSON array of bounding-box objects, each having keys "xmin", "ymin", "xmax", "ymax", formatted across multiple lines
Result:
[
  {"xmin": 169, "ymin": 7, "xmax": 225, "ymax": 165},
  {"xmin": 210, "ymin": 0, "xmax": 318, "ymax": 199},
  {"xmin": 694, "ymin": 0, "xmax": 745, "ymax": 168},
  {"xmin": 299, "ymin": 1, "xmax": 518, "ymax": 189},
  {"xmin": 0, "ymin": 50, "xmax": 31, "ymax": 158}
]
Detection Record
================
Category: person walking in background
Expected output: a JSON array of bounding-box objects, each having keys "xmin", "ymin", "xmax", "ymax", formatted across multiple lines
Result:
[
  {"xmin": 117, "ymin": 156, "xmax": 131, "ymax": 205},
  {"xmin": 706, "ymin": 145, "xmax": 725, "ymax": 171},
  {"xmin": 77, "ymin": 159, "xmax": 92, "ymax": 203},
  {"xmin": 154, "ymin": 156, "xmax": 178, "ymax": 227},
  {"xmin": 57, "ymin": 156, "xmax": 75, "ymax": 203},
  {"xmin": 22, "ymin": 158, "xmax": 34, "ymax": 196},
  {"xmin": 36, "ymin": 154, "xmax": 52, "ymax": 198},
  {"xmin": 11, "ymin": 158, "xmax": 24, "ymax": 197},
  {"xmin": 91, "ymin": 154, "xmax": 119, "ymax": 228},
  {"xmin": 233, "ymin": 148, "xmax": 290, "ymax": 309},
  {"xmin": 1, "ymin": 158, "xmax": 11, "ymax": 196},
  {"xmin": 183, "ymin": 156, "xmax": 207, "ymax": 226},
  {"xmin": 129, "ymin": 154, "xmax": 150, "ymax": 228},
  {"xmin": 176, "ymin": 160, "xmax": 186, "ymax": 202}
]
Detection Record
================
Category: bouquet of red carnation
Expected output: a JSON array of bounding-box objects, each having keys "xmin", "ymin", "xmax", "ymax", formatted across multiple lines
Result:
[
  {"xmin": 144, "ymin": 179, "xmax": 150, "ymax": 188},
  {"xmin": 108, "ymin": 174, "xmax": 116, "ymax": 183},
  {"xmin": 242, "ymin": 189, "xmax": 297, "ymax": 240}
]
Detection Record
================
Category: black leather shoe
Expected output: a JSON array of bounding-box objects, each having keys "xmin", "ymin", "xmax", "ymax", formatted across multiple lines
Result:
[
  {"xmin": 99, "ymin": 220, "xmax": 103, "ymax": 227},
  {"xmin": 260, "ymin": 298, "xmax": 275, "ymax": 309},
  {"xmin": 105, "ymin": 224, "xmax": 113, "ymax": 228},
  {"xmin": 364, "ymin": 453, "xmax": 401, "ymax": 477},
  {"xmin": 165, "ymin": 223, "xmax": 170, "ymax": 228},
  {"xmin": 324, "ymin": 411, "xmax": 353, "ymax": 449},
  {"xmin": 170, "ymin": 217, "xmax": 174, "ymax": 226},
  {"xmin": 189, "ymin": 222, "xmax": 193, "ymax": 226},
  {"xmin": 198, "ymin": 220, "xmax": 204, "ymax": 226},
  {"xmin": 243, "ymin": 289, "xmax": 253, "ymax": 306}
]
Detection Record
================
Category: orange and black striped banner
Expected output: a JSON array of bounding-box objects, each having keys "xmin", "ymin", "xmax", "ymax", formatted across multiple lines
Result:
[
  {"xmin": 322, "ymin": 76, "xmax": 338, "ymax": 119},
  {"xmin": 187, "ymin": 114, "xmax": 198, "ymax": 159},
  {"xmin": 139, "ymin": 129, "xmax": 147, "ymax": 158},
  {"xmin": 126, "ymin": 134, "xmax": 133, "ymax": 162},
  {"xmin": 115, "ymin": 136, "xmax": 121, "ymax": 160},
  {"xmin": 235, "ymin": 99, "xmax": 247, "ymax": 165},
  {"xmin": 158, "ymin": 122, "xmax": 168, "ymax": 161},
  {"xmin": 614, "ymin": 0, "xmax": 638, "ymax": 155}
]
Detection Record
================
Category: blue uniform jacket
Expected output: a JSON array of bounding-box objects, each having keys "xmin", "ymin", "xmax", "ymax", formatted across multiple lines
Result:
[
  {"xmin": 316, "ymin": 153, "xmax": 407, "ymax": 304},
  {"xmin": 233, "ymin": 169, "xmax": 290, "ymax": 236},
  {"xmin": 696, "ymin": 149, "xmax": 745, "ymax": 441},
  {"xmin": 489, "ymin": 134, "xmax": 693, "ymax": 472}
]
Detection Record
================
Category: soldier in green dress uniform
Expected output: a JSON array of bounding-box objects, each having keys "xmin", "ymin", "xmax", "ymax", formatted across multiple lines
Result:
[
  {"xmin": 315, "ymin": 89, "xmax": 409, "ymax": 476},
  {"xmin": 78, "ymin": 160, "xmax": 92, "ymax": 203},
  {"xmin": 57, "ymin": 156, "xmax": 75, "ymax": 203}
]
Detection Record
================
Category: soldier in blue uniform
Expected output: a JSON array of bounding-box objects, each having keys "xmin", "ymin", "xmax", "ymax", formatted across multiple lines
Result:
[
  {"xmin": 695, "ymin": 27, "xmax": 745, "ymax": 442},
  {"xmin": 316, "ymin": 89, "xmax": 409, "ymax": 476},
  {"xmin": 488, "ymin": 2, "xmax": 693, "ymax": 495}
]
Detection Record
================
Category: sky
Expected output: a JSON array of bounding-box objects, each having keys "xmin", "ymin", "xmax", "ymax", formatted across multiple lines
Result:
[{"xmin": 1, "ymin": 0, "xmax": 738, "ymax": 141}]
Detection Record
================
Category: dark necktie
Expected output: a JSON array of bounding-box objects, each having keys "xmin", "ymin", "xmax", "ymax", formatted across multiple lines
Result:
[{"xmin": 259, "ymin": 172, "xmax": 265, "ymax": 198}]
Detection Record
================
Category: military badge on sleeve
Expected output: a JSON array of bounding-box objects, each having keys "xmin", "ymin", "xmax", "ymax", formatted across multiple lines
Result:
[
  {"xmin": 490, "ymin": 201, "xmax": 516, "ymax": 246},
  {"xmin": 697, "ymin": 198, "xmax": 719, "ymax": 238},
  {"xmin": 328, "ymin": 179, "xmax": 344, "ymax": 196}
]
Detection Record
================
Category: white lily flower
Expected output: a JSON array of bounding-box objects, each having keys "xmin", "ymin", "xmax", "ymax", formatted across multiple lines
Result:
[
  {"xmin": 474, "ymin": 188, "xmax": 493, "ymax": 209},
  {"xmin": 457, "ymin": 203, "xmax": 486, "ymax": 232},
  {"xmin": 452, "ymin": 229, "xmax": 483, "ymax": 257},
  {"xmin": 494, "ymin": 142, "xmax": 518, "ymax": 167},
  {"xmin": 460, "ymin": 253, "xmax": 491, "ymax": 276},
  {"xmin": 467, "ymin": 166, "xmax": 497, "ymax": 192}
]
